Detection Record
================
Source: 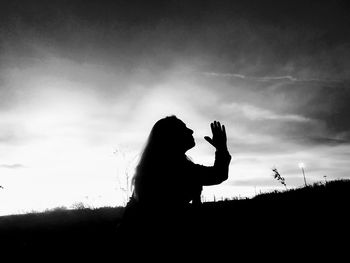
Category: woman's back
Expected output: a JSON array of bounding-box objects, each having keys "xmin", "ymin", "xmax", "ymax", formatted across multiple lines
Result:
[{"xmin": 134, "ymin": 156, "xmax": 202, "ymax": 208}]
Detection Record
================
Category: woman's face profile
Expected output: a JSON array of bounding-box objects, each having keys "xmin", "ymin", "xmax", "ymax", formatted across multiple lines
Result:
[
  {"xmin": 154, "ymin": 116, "xmax": 195, "ymax": 153},
  {"xmin": 175, "ymin": 119, "xmax": 195, "ymax": 152}
]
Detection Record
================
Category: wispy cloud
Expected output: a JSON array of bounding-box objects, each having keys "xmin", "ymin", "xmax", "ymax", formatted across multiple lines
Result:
[
  {"xmin": 203, "ymin": 72, "xmax": 344, "ymax": 83},
  {"xmin": 203, "ymin": 72, "xmax": 247, "ymax": 79},
  {"xmin": 301, "ymin": 136, "xmax": 350, "ymax": 146},
  {"xmin": 0, "ymin": 163, "xmax": 25, "ymax": 169},
  {"xmin": 221, "ymin": 102, "xmax": 310, "ymax": 122}
]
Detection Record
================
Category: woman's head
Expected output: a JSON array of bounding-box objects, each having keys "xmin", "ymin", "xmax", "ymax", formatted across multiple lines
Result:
[{"xmin": 148, "ymin": 115, "xmax": 195, "ymax": 154}]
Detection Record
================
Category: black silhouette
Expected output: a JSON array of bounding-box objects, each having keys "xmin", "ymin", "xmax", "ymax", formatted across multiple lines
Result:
[
  {"xmin": 117, "ymin": 115, "xmax": 231, "ymax": 244},
  {"xmin": 1, "ymin": 180, "xmax": 349, "ymax": 258}
]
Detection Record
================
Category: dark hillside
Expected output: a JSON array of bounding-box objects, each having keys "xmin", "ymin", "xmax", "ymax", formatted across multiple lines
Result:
[
  {"xmin": 196, "ymin": 180, "xmax": 350, "ymax": 255},
  {"xmin": 0, "ymin": 207, "xmax": 124, "ymax": 257},
  {"xmin": 1, "ymin": 180, "xmax": 349, "ymax": 258}
]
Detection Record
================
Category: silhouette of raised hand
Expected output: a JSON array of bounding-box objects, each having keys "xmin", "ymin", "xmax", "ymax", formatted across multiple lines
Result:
[{"xmin": 204, "ymin": 121, "xmax": 228, "ymax": 151}]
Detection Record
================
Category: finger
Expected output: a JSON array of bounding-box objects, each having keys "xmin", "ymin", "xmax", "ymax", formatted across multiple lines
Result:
[
  {"xmin": 204, "ymin": 136, "xmax": 211, "ymax": 142},
  {"xmin": 204, "ymin": 136, "xmax": 214, "ymax": 146},
  {"xmin": 210, "ymin": 122, "xmax": 215, "ymax": 136},
  {"xmin": 217, "ymin": 121, "xmax": 222, "ymax": 136},
  {"xmin": 220, "ymin": 121, "xmax": 225, "ymax": 136},
  {"xmin": 218, "ymin": 121, "xmax": 222, "ymax": 132},
  {"xmin": 222, "ymin": 124, "xmax": 227, "ymax": 140},
  {"xmin": 214, "ymin": 121, "xmax": 219, "ymax": 135}
]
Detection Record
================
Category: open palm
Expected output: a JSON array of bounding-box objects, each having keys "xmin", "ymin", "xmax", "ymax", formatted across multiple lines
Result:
[{"xmin": 204, "ymin": 121, "xmax": 228, "ymax": 151}]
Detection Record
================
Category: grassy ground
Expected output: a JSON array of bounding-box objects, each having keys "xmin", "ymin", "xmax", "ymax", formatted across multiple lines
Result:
[{"xmin": 1, "ymin": 179, "xmax": 349, "ymax": 258}]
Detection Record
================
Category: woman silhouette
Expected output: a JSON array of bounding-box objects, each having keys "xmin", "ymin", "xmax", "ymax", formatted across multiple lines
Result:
[
  {"xmin": 132, "ymin": 115, "xmax": 231, "ymax": 208},
  {"xmin": 117, "ymin": 115, "xmax": 231, "ymax": 241}
]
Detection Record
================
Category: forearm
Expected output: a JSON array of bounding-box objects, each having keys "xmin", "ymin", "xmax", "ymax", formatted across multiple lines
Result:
[
  {"xmin": 196, "ymin": 149, "xmax": 231, "ymax": 186},
  {"xmin": 213, "ymin": 149, "xmax": 232, "ymax": 183}
]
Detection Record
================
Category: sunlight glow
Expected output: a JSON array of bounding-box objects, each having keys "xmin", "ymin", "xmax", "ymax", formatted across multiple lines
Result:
[{"xmin": 1, "ymin": 57, "xmax": 349, "ymax": 216}]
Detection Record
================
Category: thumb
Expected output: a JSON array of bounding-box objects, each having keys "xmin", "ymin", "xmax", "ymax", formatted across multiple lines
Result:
[{"xmin": 204, "ymin": 136, "xmax": 214, "ymax": 146}]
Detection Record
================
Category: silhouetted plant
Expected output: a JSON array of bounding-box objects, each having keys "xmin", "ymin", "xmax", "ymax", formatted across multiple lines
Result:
[
  {"xmin": 272, "ymin": 167, "xmax": 287, "ymax": 190},
  {"xmin": 44, "ymin": 206, "xmax": 68, "ymax": 212},
  {"xmin": 71, "ymin": 202, "xmax": 87, "ymax": 210},
  {"xmin": 114, "ymin": 147, "xmax": 138, "ymax": 205},
  {"xmin": 323, "ymin": 175, "xmax": 327, "ymax": 184}
]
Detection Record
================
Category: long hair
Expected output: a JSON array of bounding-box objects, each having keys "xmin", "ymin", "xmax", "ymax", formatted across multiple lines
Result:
[{"xmin": 132, "ymin": 115, "xmax": 193, "ymax": 202}]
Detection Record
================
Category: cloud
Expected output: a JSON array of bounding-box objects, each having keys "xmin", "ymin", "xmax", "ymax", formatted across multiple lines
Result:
[
  {"xmin": 203, "ymin": 72, "xmax": 298, "ymax": 82},
  {"xmin": 0, "ymin": 123, "xmax": 36, "ymax": 145},
  {"xmin": 203, "ymin": 72, "xmax": 248, "ymax": 79},
  {"xmin": 0, "ymin": 163, "xmax": 25, "ymax": 169},
  {"xmin": 200, "ymin": 69, "xmax": 350, "ymax": 147},
  {"xmin": 1, "ymin": 0, "xmax": 349, "ymax": 80},
  {"xmin": 272, "ymin": 80, "xmax": 350, "ymax": 141},
  {"xmin": 0, "ymin": 131, "xmax": 17, "ymax": 144},
  {"xmin": 202, "ymin": 71, "xmax": 347, "ymax": 83},
  {"xmin": 221, "ymin": 102, "xmax": 310, "ymax": 122}
]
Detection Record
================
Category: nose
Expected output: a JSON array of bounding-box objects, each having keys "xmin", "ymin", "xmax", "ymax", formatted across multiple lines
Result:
[{"xmin": 188, "ymin": 128, "xmax": 193, "ymax": 135}]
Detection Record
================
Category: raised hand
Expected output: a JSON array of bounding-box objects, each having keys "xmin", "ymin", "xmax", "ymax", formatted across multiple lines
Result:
[{"xmin": 204, "ymin": 121, "xmax": 228, "ymax": 151}]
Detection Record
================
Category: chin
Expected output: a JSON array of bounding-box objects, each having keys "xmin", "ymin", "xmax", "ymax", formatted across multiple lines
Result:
[
  {"xmin": 184, "ymin": 137, "xmax": 195, "ymax": 152},
  {"xmin": 189, "ymin": 139, "xmax": 196, "ymax": 149}
]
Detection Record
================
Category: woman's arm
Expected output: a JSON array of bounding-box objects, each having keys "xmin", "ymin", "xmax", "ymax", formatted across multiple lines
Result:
[
  {"xmin": 195, "ymin": 121, "xmax": 232, "ymax": 186},
  {"xmin": 194, "ymin": 148, "xmax": 231, "ymax": 186}
]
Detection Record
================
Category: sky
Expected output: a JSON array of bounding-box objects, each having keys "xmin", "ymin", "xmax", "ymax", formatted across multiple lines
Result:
[{"xmin": 0, "ymin": 0, "xmax": 349, "ymax": 215}]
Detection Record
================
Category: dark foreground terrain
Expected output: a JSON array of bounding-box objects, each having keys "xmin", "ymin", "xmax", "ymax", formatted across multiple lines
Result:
[{"xmin": 1, "ymin": 180, "xmax": 349, "ymax": 259}]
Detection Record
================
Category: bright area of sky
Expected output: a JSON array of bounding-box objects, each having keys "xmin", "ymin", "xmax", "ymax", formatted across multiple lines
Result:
[{"xmin": 1, "ymin": 1, "xmax": 349, "ymax": 216}]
